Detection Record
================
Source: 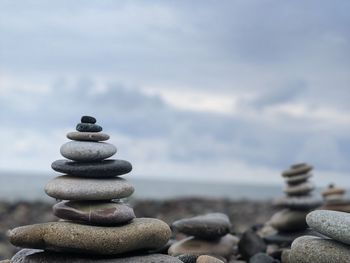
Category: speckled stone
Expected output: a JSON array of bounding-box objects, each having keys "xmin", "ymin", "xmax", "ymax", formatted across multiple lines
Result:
[
  {"xmin": 168, "ymin": 234, "xmax": 238, "ymax": 258},
  {"xmin": 283, "ymin": 182, "xmax": 314, "ymax": 196},
  {"xmin": 285, "ymin": 173, "xmax": 312, "ymax": 185},
  {"xmin": 273, "ymin": 196, "xmax": 322, "ymax": 210},
  {"xmin": 269, "ymin": 209, "xmax": 308, "ymax": 232},
  {"xmin": 306, "ymin": 210, "xmax": 350, "ymax": 244},
  {"xmin": 45, "ymin": 175, "xmax": 134, "ymax": 200},
  {"xmin": 172, "ymin": 213, "xmax": 231, "ymax": 240},
  {"xmin": 81, "ymin": 116, "xmax": 96, "ymax": 124},
  {"xmin": 67, "ymin": 131, "xmax": 110, "ymax": 142},
  {"xmin": 8, "ymin": 219, "xmax": 171, "ymax": 255},
  {"xmin": 60, "ymin": 141, "xmax": 117, "ymax": 162},
  {"xmin": 196, "ymin": 255, "xmax": 225, "ymax": 263},
  {"xmin": 11, "ymin": 249, "xmax": 182, "ymax": 262},
  {"xmin": 289, "ymin": 236, "xmax": 350, "ymax": 263},
  {"xmin": 281, "ymin": 249, "xmax": 291, "ymax": 263},
  {"xmin": 176, "ymin": 254, "xmax": 198, "ymax": 263},
  {"xmin": 51, "ymin": 159, "xmax": 132, "ymax": 178},
  {"xmin": 53, "ymin": 201, "xmax": 135, "ymax": 225},
  {"xmin": 76, "ymin": 123, "xmax": 102, "ymax": 132},
  {"xmin": 282, "ymin": 163, "xmax": 313, "ymax": 177}
]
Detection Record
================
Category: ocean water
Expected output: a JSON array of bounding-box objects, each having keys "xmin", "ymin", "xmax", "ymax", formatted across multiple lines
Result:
[{"xmin": 0, "ymin": 171, "xmax": 317, "ymax": 201}]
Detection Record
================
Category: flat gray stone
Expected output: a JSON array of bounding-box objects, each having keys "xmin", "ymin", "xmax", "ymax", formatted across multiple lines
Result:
[
  {"xmin": 60, "ymin": 141, "xmax": 116, "ymax": 162},
  {"xmin": 306, "ymin": 210, "xmax": 350, "ymax": 244},
  {"xmin": 53, "ymin": 201, "xmax": 135, "ymax": 225},
  {"xmin": 11, "ymin": 249, "xmax": 182, "ymax": 262},
  {"xmin": 45, "ymin": 175, "xmax": 134, "ymax": 200},
  {"xmin": 67, "ymin": 132, "xmax": 110, "ymax": 142},
  {"xmin": 51, "ymin": 159, "xmax": 132, "ymax": 178},
  {"xmin": 172, "ymin": 213, "xmax": 231, "ymax": 240},
  {"xmin": 268, "ymin": 209, "xmax": 308, "ymax": 232},
  {"xmin": 285, "ymin": 173, "xmax": 312, "ymax": 185},
  {"xmin": 289, "ymin": 236, "xmax": 350, "ymax": 263},
  {"xmin": 8, "ymin": 219, "xmax": 171, "ymax": 255},
  {"xmin": 282, "ymin": 164, "xmax": 313, "ymax": 177},
  {"xmin": 283, "ymin": 182, "xmax": 314, "ymax": 196},
  {"xmin": 273, "ymin": 196, "xmax": 322, "ymax": 210}
]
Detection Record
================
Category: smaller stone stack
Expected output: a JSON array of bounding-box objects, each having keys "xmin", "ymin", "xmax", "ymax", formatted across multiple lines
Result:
[
  {"xmin": 168, "ymin": 213, "xmax": 238, "ymax": 262},
  {"xmin": 264, "ymin": 163, "xmax": 322, "ymax": 247},
  {"xmin": 7, "ymin": 116, "xmax": 178, "ymax": 262},
  {"xmin": 321, "ymin": 184, "xmax": 350, "ymax": 212},
  {"xmin": 287, "ymin": 210, "xmax": 350, "ymax": 263}
]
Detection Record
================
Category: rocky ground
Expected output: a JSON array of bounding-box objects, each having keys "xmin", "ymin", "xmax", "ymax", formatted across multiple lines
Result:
[{"xmin": 0, "ymin": 198, "xmax": 276, "ymax": 260}]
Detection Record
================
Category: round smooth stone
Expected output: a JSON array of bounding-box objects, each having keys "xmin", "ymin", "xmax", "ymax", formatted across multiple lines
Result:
[
  {"xmin": 60, "ymin": 141, "xmax": 117, "ymax": 162},
  {"xmin": 45, "ymin": 175, "xmax": 134, "ymax": 200},
  {"xmin": 285, "ymin": 173, "xmax": 312, "ymax": 185},
  {"xmin": 51, "ymin": 159, "xmax": 132, "ymax": 178},
  {"xmin": 67, "ymin": 132, "xmax": 110, "ymax": 142},
  {"xmin": 306, "ymin": 210, "xmax": 350, "ymax": 245},
  {"xmin": 81, "ymin": 116, "xmax": 96, "ymax": 124},
  {"xmin": 172, "ymin": 213, "xmax": 231, "ymax": 240},
  {"xmin": 238, "ymin": 229, "xmax": 266, "ymax": 260},
  {"xmin": 282, "ymin": 164, "xmax": 313, "ymax": 177},
  {"xmin": 53, "ymin": 201, "xmax": 135, "ymax": 225},
  {"xmin": 196, "ymin": 255, "xmax": 225, "ymax": 263},
  {"xmin": 283, "ymin": 182, "xmax": 314, "ymax": 196},
  {"xmin": 273, "ymin": 196, "xmax": 323, "ymax": 210},
  {"xmin": 76, "ymin": 123, "xmax": 102, "ymax": 132},
  {"xmin": 8, "ymin": 218, "xmax": 171, "ymax": 255},
  {"xmin": 268, "ymin": 209, "xmax": 308, "ymax": 232},
  {"xmin": 168, "ymin": 234, "xmax": 239, "ymax": 258},
  {"xmin": 11, "ymin": 249, "xmax": 183, "ymax": 263},
  {"xmin": 289, "ymin": 236, "xmax": 350, "ymax": 263}
]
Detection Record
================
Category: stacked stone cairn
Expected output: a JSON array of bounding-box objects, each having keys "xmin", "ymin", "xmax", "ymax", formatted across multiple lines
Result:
[
  {"xmin": 7, "ymin": 116, "xmax": 182, "ymax": 263},
  {"xmin": 264, "ymin": 163, "xmax": 322, "ymax": 248},
  {"xmin": 321, "ymin": 183, "xmax": 350, "ymax": 212},
  {"xmin": 168, "ymin": 213, "xmax": 240, "ymax": 262},
  {"xmin": 286, "ymin": 210, "xmax": 350, "ymax": 262}
]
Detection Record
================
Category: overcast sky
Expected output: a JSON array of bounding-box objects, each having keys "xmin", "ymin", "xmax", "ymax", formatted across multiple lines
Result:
[{"xmin": 0, "ymin": 0, "xmax": 350, "ymax": 186}]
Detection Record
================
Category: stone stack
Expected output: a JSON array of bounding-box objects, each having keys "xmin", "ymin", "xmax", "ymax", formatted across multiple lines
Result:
[
  {"xmin": 321, "ymin": 184, "xmax": 350, "ymax": 212},
  {"xmin": 168, "ymin": 213, "xmax": 239, "ymax": 262},
  {"xmin": 264, "ymin": 163, "xmax": 322, "ymax": 247},
  {"xmin": 288, "ymin": 210, "xmax": 350, "ymax": 263},
  {"xmin": 7, "ymin": 116, "xmax": 180, "ymax": 263}
]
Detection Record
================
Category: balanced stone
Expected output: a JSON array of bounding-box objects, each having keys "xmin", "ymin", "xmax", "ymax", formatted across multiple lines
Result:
[
  {"xmin": 76, "ymin": 123, "xmax": 102, "ymax": 132},
  {"xmin": 269, "ymin": 209, "xmax": 308, "ymax": 232},
  {"xmin": 285, "ymin": 173, "xmax": 312, "ymax": 185},
  {"xmin": 8, "ymin": 219, "xmax": 171, "ymax": 255},
  {"xmin": 289, "ymin": 236, "xmax": 350, "ymax": 263},
  {"xmin": 53, "ymin": 201, "xmax": 135, "ymax": 225},
  {"xmin": 283, "ymin": 182, "xmax": 314, "ymax": 196},
  {"xmin": 273, "ymin": 196, "xmax": 322, "ymax": 210},
  {"xmin": 282, "ymin": 163, "xmax": 313, "ymax": 177},
  {"xmin": 45, "ymin": 175, "xmax": 134, "ymax": 200},
  {"xmin": 51, "ymin": 159, "xmax": 132, "ymax": 178},
  {"xmin": 322, "ymin": 185, "xmax": 345, "ymax": 197},
  {"xmin": 60, "ymin": 141, "xmax": 117, "ymax": 162},
  {"xmin": 306, "ymin": 210, "xmax": 350, "ymax": 245},
  {"xmin": 11, "ymin": 249, "xmax": 183, "ymax": 263},
  {"xmin": 168, "ymin": 234, "xmax": 238, "ymax": 258},
  {"xmin": 81, "ymin": 116, "xmax": 96, "ymax": 124},
  {"xmin": 172, "ymin": 213, "xmax": 231, "ymax": 240},
  {"xmin": 67, "ymin": 132, "xmax": 110, "ymax": 142}
]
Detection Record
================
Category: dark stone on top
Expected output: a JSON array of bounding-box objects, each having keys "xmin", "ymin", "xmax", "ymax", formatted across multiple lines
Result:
[
  {"xmin": 249, "ymin": 252, "xmax": 280, "ymax": 263},
  {"xmin": 172, "ymin": 213, "xmax": 231, "ymax": 240},
  {"xmin": 238, "ymin": 229, "xmax": 267, "ymax": 260},
  {"xmin": 76, "ymin": 123, "xmax": 102, "ymax": 132},
  {"xmin": 51, "ymin": 159, "xmax": 132, "ymax": 178},
  {"xmin": 176, "ymin": 254, "xmax": 198, "ymax": 263},
  {"xmin": 81, "ymin": 116, "xmax": 96, "ymax": 124}
]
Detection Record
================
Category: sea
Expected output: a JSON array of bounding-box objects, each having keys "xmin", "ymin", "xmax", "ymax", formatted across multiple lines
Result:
[{"xmin": 0, "ymin": 171, "xmax": 334, "ymax": 201}]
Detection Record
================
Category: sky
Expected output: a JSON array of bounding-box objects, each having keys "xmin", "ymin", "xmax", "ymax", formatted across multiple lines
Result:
[{"xmin": 0, "ymin": 0, "xmax": 350, "ymax": 186}]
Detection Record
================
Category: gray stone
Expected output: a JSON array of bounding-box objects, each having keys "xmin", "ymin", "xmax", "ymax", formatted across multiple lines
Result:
[
  {"xmin": 273, "ymin": 196, "xmax": 322, "ymax": 210},
  {"xmin": 8, "ymin": 218, "xmax": 171, "ymax": 255},
  {"xmin": 281, "ymin": 249, "xmax": 290, "ymax": 263},
  {"xmin": 53, "ymin": 201, "xmax": 135, "ymax": 225},
  {"xmin": 263, "ymin": 229, "xmax": 326, "ymax": 246},
  {"xmin": 168, "ymin": 234, "xmax": 238, "ymax": 259},
  {"xmin": 283, "ymin": 182, "xmax": 314, "ymax": 196},
  {"xmin": 81, "ymin": 116, "xmax": 96, "ymax": 124},
  {"xmin": 76, "ymin": 123, "xmax": 102, "ymax": 132},
  {"xmin": 67, "ymin": 132, "xmax": 110, "ymax": 142},
  {"xmin": 306, "ymin": 210, "xmax": 350, "ymax": 244},
  {"xmin": 45, "ymin": 175, "xmax": 134, "ymax": 200},
  {"xmin": 285, "ymin": 174, "xmax": 312, "ymax": 185},
  {"xmin": 282, "ymin": 164, "xmax": 313, "ymax": 177},
  {"xmin": 51, "ymin": 159, "xmax": 132, "ymax": 178},
  {"xmin": 176, "ymin": 254, "xmax": 198, "ymax": 263},
  {"xmin": 12, "ymin": 249, "xmax": 182, "ymax": 262},
  {"xmin": 269, "ymin": 209, "xmax": 308, "ymax": 232},
  {"xmin": 172, "ymin": 213, "xmax": 231, "ymax": 240},
  {"xmin": 249, "ymin": 253, "xmax": 278, "ymax": 263},
  {"xmin": 289, "ymin": 236, "xmax": 350, "ymax": 263},
  {"xmin": 238, "ymin": 229, "xmax": 266, "ymax": 260},
  {"xmin": 60, "ymin": 141, "xmax": 117, "ymax": 162}
]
